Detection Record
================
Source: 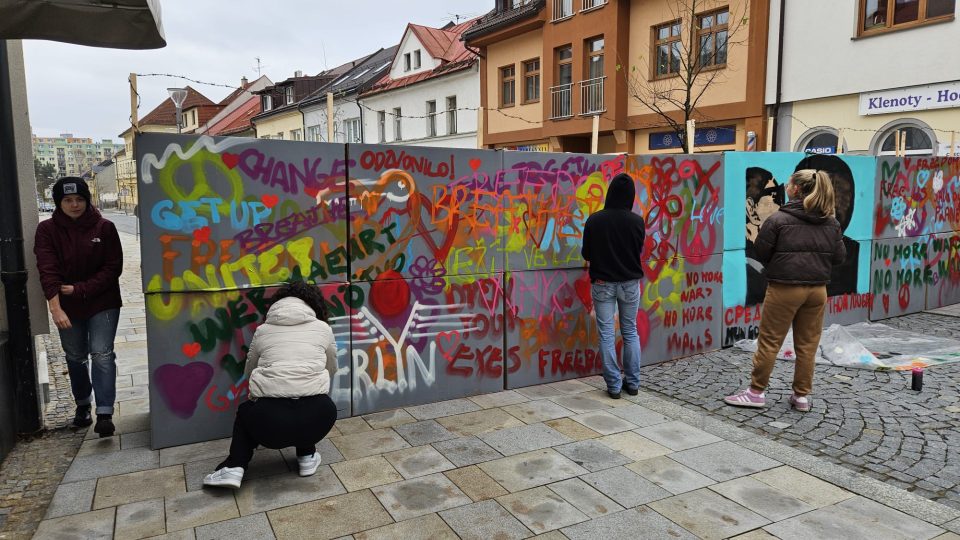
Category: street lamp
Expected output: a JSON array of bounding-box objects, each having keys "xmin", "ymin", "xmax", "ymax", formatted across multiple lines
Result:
[{"xmin": 167, "ymin": 87, "xmax": 188, "ymax": 133}]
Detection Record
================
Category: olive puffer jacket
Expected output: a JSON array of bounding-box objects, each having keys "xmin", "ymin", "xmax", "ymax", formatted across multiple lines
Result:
[{"xmin": 754, "ymin": 200, "xmax": 846, "ymax": 285}]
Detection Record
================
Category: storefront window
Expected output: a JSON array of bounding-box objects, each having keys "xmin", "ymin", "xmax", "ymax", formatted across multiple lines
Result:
[{"xmin": 878, "ymin": 124, "xmax": 934, "ymax": 156}]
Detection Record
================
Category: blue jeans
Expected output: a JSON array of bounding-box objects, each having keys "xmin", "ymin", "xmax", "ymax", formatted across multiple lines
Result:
[
  {"xmin": 58, "ymin": 308, "xmax": 120, "ymax": 415},
  {"xmin": 591, "ymin": 280, "xmax": 641, "ymax": 393}
]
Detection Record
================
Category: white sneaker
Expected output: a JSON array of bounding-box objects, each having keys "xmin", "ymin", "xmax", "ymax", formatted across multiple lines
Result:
[
  {"xmin": 297, "ymin": 452, "xmax": 321, "ymax": 477},
  {"xmin": 202, "ymin": 466, "xmax": 244, "ymax": 489}
]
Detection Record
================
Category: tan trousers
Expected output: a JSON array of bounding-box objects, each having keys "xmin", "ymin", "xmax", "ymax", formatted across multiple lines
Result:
[{"xmin": 749, "ymin": 282, "xmax": 827, "ymax": 397}]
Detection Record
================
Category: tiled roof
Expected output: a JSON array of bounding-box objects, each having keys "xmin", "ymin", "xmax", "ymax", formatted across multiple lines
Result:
[
  {"xmin": 462, "ymin": 0, "xmax": 546, "ymax": 42},
  {"xmin": 207, "ymin": 96, "xmax": 260, "ymax": 136},
  {"xmin": 139, "ymin": 86, "xmax": 217, "ymax": 126},
  {"xmin": 362, "ymin": 18, "xmax": 480, "ymax": 97},
  {"xmin": 301, "ymin": 46, "xmax": 400, "ymax": 105}
]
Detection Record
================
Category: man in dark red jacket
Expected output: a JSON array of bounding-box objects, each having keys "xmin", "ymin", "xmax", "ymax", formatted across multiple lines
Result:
[{"xmin": 34, "ymin": 177, "xmax": 123, "ymax": 436}]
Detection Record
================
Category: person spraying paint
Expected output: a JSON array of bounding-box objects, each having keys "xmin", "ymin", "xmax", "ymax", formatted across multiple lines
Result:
[
  {"xmin": 581, "ymin": 173, "xmax": 646, "ymax": 399},
  {"xmin": 204, "ymin": 281, "xmax": 339, "ymax": 489},
  {"xmin": 34, "ymin": 177, "xmax": 123, "ymax": 436},
  {"xmin": 724, "ymin": 169, "xmax": 846, "ymax": 412}
]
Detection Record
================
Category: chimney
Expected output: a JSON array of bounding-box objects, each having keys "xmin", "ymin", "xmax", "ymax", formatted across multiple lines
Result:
[
  {"xmin": 294, "ymin": 70, "xmax": 303, "ymax": 78},
  {"xmin": 241, "ymin": 76, "xmax": 248, "ymax": 87}
]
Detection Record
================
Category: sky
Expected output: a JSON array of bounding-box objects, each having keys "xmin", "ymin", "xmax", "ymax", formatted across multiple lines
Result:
[{"xmin": 23, "ymin": 0, "xmax": 488, "ymax": 142}]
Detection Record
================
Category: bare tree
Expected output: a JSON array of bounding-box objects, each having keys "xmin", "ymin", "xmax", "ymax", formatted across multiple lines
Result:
[{"xmin": 620, "ymin": 0, "xmax": 749, "ymax": 153}]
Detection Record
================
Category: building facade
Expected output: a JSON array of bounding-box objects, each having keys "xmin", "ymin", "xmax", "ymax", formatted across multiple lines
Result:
[
  {"xmin": 465, "ymin": 0, "xmax": 769, "ymax": 154},
  {"xmin": 252, "ymin": 70, "xmax": 350, "ymax": 141},
  {"xmin": 31, "ymin": 134, "xmax": 124, "ymax": 178},
  {"xmin": 767, "ymin": 0, "xmax": 960, "ymax": 156},
  {"xmin": 301, "ymin": 46, "xmax": 398, "ymax": 144},
  {"xmin": 359, "ymin": 20, "xmax": 480, "ymax": 148}
]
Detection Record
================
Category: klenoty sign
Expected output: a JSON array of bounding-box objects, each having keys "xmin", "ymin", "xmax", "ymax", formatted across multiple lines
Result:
[{"xmin": 860, "ymin": 81, "xmax": 960, "ymax": 115}]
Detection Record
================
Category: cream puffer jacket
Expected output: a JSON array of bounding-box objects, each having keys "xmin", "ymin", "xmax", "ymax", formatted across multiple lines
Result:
[{"xmin": 244, "ymin": 297, "xmax": 338, "ymax": 399}]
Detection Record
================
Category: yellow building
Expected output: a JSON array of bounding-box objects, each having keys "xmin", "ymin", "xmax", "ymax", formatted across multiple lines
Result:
[
  {"xmin": 251, "ymin": 70, "xmax": 351, "ymax": 140},
  {"xmin": 464, "ymin": 0, "xmax": 770, "ymax": 154}
]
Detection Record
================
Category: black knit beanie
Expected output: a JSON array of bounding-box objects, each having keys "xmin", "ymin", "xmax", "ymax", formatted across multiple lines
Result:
[{"xmin": 52, "ymin": 177, "xmax": 91, "ymax": 208}]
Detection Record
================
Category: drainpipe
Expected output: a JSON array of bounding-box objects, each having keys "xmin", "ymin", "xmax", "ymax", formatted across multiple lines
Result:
[
  {"xmin": 770, "ymin": 0, "xmax": 786, "ymax": 151},
  {"xmin": 0, "ymin": 41, "xmax": 41, "ymax": 434}
]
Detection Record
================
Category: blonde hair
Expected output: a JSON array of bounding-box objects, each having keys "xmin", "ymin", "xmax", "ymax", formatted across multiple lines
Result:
[{"xmin": 790, "ymin": 169, "xmax": 835, "ymax": 217}]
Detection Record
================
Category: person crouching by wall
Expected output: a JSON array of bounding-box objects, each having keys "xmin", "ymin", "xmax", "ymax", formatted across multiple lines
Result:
[
  {"xmin": 724, "ymin": 169, "xmax": 846, "ymax": 413},
  {"xmin": 35, "ymin": 177, "xmax": 123, "ymax": 436},
  {"xmin": 204, "ymin": 281, "xmax": 339, "ymax": 489}
]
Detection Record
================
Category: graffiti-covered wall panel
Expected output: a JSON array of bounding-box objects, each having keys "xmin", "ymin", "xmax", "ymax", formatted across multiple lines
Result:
[
  {"xmin": 349, "ymin": 275, "xmax": 506, "ymax": 415},
  {"xmin": 347, "ymin": 144, "xmax": 503, "ymax": 282},
  {"xmin": 641, "ymin": 253, "xmax": 723, "ymax": 364},
  {"xmin": 137, "ymin": 134, "xmax": 349, "ymax": 293},
  {"xmin": 869, "ymin": 237, "xmax": 931, "ymax": 320},
  {"xmin": 505, "ymin": 269, "xmax": 597, "ymax": 389},
  {"xmin": 625, "ymin": 154, "xmax": 725, "ymax": 260},
  {"xmin": 722, "ymin": 152, "xmax": 875, "ymax": 346},
  {"xmin": 500, "ymin": 152, "xmax": 624, "ymax": 272},
  {"xmin": 874, "ymin": 157, "xmax": 960, "ymax": 239},
  {"xmin": 927, "ymin": 232, "xmax": 960, "ymax": 309},
  {"xmin": 146, "ymin": 284, "xmax": 352, "ymax": 449}
]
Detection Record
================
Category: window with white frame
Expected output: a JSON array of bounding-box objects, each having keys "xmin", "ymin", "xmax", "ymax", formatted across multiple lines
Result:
[
  {"xmin": 262, "ymin": 95, "xmax": 273, "ymax": 111},
  {"xmin": 344, "ymin": 118, "xmax": 361, "ymax": 142},
  {"xmin": 378, "ymin": 111, "xmax": 386, "ymax": 142},
  {"xmin": 875, "ymin": 121, "xmax": 936, "ymax": 156},
  {"xmin": 276, "ymin": 132, "xmax": 284, "ymax": 140},
  {"xmin": 306, "ymin": 125, "xmax": 322, "ymax": 142},
  {"xmin": 795, "ymin": 129, "xmax": 843, "ymax": 155},
  {"xmin": 285, "ymin": 86, "xmax": 294, "ymax": 105},
  {"xmin": 404, "ymin": 53, "xmax": 411, "ymax": 71},
  {"xmin": 393, "ymin": 107, "xmax": 402, "ymax": 141},
  {"xmin": 446, "ymin": 96, "xmax": 457, "ymax": 135},
  {"xmin": 414, "ymin": 50, "xmax": 422, "ymax": 69},
  {"xmin": 426, "ymin": 100, "xmax": 437, "ymax": 137},
  {"xmin": 290, "ymin": 128, "xmax": 303, "ymax": 141}
]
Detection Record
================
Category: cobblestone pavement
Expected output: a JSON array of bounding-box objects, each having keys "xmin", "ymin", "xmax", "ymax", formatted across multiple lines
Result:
[{"xmin": 641, "ymin": 311, "xmax": 960, "ymax": 511}]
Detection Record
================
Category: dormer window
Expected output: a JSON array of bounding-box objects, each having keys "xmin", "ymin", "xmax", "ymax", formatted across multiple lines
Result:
[
  {"xmin": 262, "ymin": 95, "xmax": 273, "ymax": 111},
  {"xmin": 414, "ymin": 50, "xmax": 421, "ymax": 69},
  {"xmin": 404, "ymin": 53, "xmax": 411, "ymax": 71},
  {"xmin": 285, "ymin": 86, "xmax": 294, "ymax": 105}
]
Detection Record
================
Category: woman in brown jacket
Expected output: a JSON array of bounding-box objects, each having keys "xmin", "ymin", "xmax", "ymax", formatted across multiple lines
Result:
[
  {"xmin": 724, "ymin": 169, "xmax": 846, "ymax": 412},
  {"xmin": 35, "ymin": 177, "xmax": 123, "ymax": 435}
]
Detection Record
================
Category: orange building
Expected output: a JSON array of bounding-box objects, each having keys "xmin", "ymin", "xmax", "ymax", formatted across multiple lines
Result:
[{"xmin": 463, "ymin": 0, "xmax": 770, "ymax": 154}]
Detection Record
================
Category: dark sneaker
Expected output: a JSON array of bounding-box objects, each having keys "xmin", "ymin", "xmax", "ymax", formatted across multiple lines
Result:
[
  {"xmin": 607, "ymin": 389, "xmax": 622, "ymax": 399},
  {"xmin": 73, "ymin": 405, "xmax": 92, "ymax": 428},
  {"xmin": 624, "ymin": 386, "xmax": 639, "ymax": 396},
  {"xmin": 94, "ymin": 414, "xmax": 115, "ymax": 437}
]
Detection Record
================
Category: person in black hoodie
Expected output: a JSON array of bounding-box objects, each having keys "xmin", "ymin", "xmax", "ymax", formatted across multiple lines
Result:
[
  {"xmin": 35, "ymin": 177, "xmax": 123, "ymax": 435},
  {"xmin": 581, "ymin": 173, "xmax": 646, "ymax": 399},
  {"xmin": 724, "ymin": 169, "xmax": 845, "ymax": 413}
]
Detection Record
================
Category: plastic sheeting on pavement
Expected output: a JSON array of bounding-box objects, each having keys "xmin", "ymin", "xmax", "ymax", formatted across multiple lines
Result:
[{"xmin": 734, "ymin": 322, "xmax": 960, "ymax": 371}]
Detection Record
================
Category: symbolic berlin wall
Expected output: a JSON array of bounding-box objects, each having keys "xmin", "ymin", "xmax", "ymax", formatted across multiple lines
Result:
[{"xmin": 137, "ymin": 134, "xmax": 960, "ymax": 448}]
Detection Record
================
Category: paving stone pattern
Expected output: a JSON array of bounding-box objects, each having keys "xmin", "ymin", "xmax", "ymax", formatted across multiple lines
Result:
[{"xmin": 640, "ymin": 310, "xmax": 960, "ymax": 510}]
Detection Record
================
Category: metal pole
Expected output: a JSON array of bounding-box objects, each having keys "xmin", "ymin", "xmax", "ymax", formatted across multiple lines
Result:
[{"xmin": 0, "ymin": 40, "xmax": 42, "ymax": 434}]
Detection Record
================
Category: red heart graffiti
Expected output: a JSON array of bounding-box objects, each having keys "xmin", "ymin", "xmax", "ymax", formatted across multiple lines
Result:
[
  {"xmin": 468, "ymin": 158, "xmax": 482, "ymax": 171},
  {"xmin": 885, "ymin": 259, "xmax": 891, "ymax": 267},
  {"xmin": 436, "ymin": 331, "xmax": 462, "ymax": 360},
  {"xmin": 192, "ymin": 226, "xmax": 211, "ymax": 244},
  {"xmin": 574, "ymin": 273, "xmax": 593, "ymax": 311},
  {"xmin": 221, "ymin": 152, "xmax": 239, "ymax": 169},
  {"xmin": 182, "ymin": 342, "xmax": 201, "ymax": 358},
  {"xmin": 305, "ymin": 185, "xmax": 321, "ymax": 198},
  {"xmin": 882, "ymin": 294, "xmax": 890, "ymax": 313},
  {"xmin": 261, "ymin": 194, "xmax": 279, "ymax": 208},
  {"xmin": 153, "ymin": 362, "xmax": 214, "ymax": 419}
]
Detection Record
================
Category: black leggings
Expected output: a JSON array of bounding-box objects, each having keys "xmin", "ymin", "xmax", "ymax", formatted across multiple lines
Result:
[{"xmin": 219, "ymin": 393, "xmax": 337, "ymax": 469}]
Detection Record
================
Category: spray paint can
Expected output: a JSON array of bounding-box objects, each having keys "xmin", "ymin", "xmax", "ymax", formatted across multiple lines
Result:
[{"xmin": 911, "ymin": 367, "xmax": 924, "ymax": 391}]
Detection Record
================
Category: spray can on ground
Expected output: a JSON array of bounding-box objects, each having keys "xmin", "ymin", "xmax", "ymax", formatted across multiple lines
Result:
[{"xmin": 911, "ymin": 367, "xmax": 924, "ymax": 391}]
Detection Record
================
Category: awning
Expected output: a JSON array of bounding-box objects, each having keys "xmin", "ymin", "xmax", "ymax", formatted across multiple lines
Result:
[{"xmin": 0, "ymin": 0, "xmax": 165, "ymax": 49}]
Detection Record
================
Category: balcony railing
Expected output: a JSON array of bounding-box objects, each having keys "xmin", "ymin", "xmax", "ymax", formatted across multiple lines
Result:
[
  {"xmin": 581, "ymin": 0, "xmax": 606, "ymax": 12},
  {"xmin": 579, "ymin": 76, "xmax": 605, "ymax": 115},
  {"xmin": 550, "ymin": 83, "xmax": 573, "ymax": 119},
  {"xmin": 551, "ymin": 0, "xmax": 574, "ymax": 21}
]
